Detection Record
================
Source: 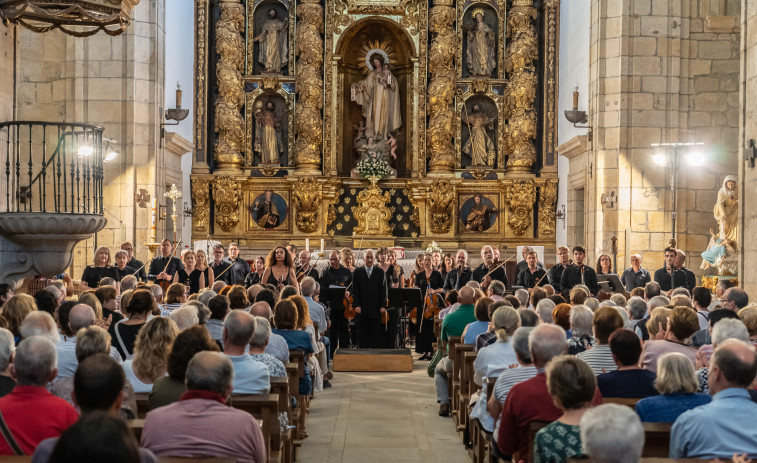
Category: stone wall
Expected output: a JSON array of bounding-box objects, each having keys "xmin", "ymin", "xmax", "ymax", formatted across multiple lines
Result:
[{"xmin": 584, "ymin": 0, "xmax": 739, "ymax": 277}]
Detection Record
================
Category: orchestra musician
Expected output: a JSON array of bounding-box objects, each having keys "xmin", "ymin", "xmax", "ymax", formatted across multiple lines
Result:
[
  {"xmin": 261, "ymin": 246, "xmax": 299, "ymax": 293},
  {"xmin": 441, "ymin": 253, "xmax": 454, "ymax": 281},
  {"xmin": 173, "ymin": 249, "xmax": 205, "ymax": 294},
  {"xmin": 443, "ymin": 250, "xmax": 473, "ymax": 291},
  {"xmin": 210, "ymin": 244, "xmax": 231, "ymax": 284},
  {"xmin": 225, "ymin": 242, "xmax": 251, "ymax": 286},
  {"xmin": 516, "ymin": 245, "xmax": 545, "ymax": 275},
  {"xmin": 120, "ymin": 242, "xmax": 146, "ymax": 281},
  {"xmin": 377, "ymin": 247, "xmax": 401, "ymax": 289},
  {"xmin": 113, "ymin": 250, "xmax": 138, "ymax": 281},
  {"xmin": 341, "ymin": 248, "xmax": 356, "ymax": 272},
  {"xmin": 409, "ymin": 255, "xmax": 424, "ymax": 286},
  {"xmin": 296, "ymin": 250, "xmax": 320, "ymax": 284},
  {"xmin": 547, "ymin": 246, "xmax": 571, "ymax": 292},
  {"xmin": 472, "ymin": 245, "xmax": 508, "ymax": 289},
  {"xmin": 560, "ymin": 245, "xmax": 599, "ymax": 296},
  {"xmin": 147, "ymin": 239, "xmax": 184, "ymax": 284},
  {"xmin": 244, "ymin": 256, "xmax": 265, "ymax": 287},
  {"xmin": 516, "ymin": 250, "xmax": 547, "ymax": 289},
  {"xmin": 321, "ymin": 250, "xmax": 353, "ymax": 351},
  {"xmin": 431, "ymin": 250, "xmax": 443, "ymax": 271},
  {"xmin": 387, "ymin": 249, "xmax": 405, "ymax": 288},
  {"xmin": 351, "ymin": 249, "xmax": 388, "ymax": 348},
  {"xmin": 415, "ymin": 253, "xmax": 443, "ymax": 360}
]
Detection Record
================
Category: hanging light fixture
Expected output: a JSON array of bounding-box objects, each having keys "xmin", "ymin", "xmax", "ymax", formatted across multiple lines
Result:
[{"xmin": 0, "ymin": 0, "xmax": 140, "ymax": 37}]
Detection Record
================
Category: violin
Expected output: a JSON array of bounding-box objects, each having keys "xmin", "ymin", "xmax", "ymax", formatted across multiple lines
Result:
[
  {"xmin": 158, "ymin": 238, "xmax": 183, "ymax": 293},
  {"xmin": 408, "ymin": 306, "xmax": 418, "ymax": 325},
  {"xmin": 341, "ymin": 282, "xmax": 356, "ymax": 320},
  {"xmin": 422, "ymin": 290, "xmax": 442, "ymax": 320}
]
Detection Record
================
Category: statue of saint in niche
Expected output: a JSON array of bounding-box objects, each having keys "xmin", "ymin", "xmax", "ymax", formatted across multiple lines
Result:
[
  {"xmin": 465, "ymin": 9, "xmax": 496, "ymax": 77},
  {"xmin": 254, "ymin": 9, "xmax": 288, "ymax": 73},
  {"xmin": 351, "ymin": 51, "xmax": 402, "ymax": 141},
  {"xmin": 701, "ymin": 175, "xmax": 739, "ymax": 272},
  {"xmin": 462, "ymin": 103, "xmax": 496, "ymax": 167},
  {"xmin": 253, "ymin": 100, "xmax": 284, "ymax": 165}
]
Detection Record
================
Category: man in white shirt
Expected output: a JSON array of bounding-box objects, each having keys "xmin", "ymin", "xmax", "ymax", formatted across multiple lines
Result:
[
  {"xmin": 223, "ymin": 310, "xmax": 270, "ymax": 394},
  {"xmin": 56, "ymin": 305, "xmax": 121, "ymax": 378}
]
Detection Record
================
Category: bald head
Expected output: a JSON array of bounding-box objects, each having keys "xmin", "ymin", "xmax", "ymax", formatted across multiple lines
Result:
[
  {"xmin": 459, "ymin": 286, "xmax": 475, "ymax": 305},
  {"xmin": 186, "ymin": 351, "xmax": 233, "ymax": 396},
  {"xmin": 709, "ymin": 339, "xmax": 757, "ymax": 393},
  {"xmin": 250, "ymin": 301, "xmax": 272, "ymax": 319},
  {"xmin": 69, "ymin": 304, "xmax": 96, "ymax": 333},
  {"xmin": 528, "ymin": 324, "xmax": 568, "ymax": 368},
  {"xmin": 20, "ymin": 312, "xmax": 59, "ymax": 345}
]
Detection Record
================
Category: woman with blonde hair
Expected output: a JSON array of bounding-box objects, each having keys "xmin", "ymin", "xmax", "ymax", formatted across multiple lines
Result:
[
  {"xmin": 635, "ymin": 352, "xmax": 710, "ymax": 422},
  {"xmin": 738, "ymin": 305, "xmax": 757, "ymax": 345},
  {"xmin": 80, "ymin": 246, "xmax": 119, "ymax": 290},
  {"xmin": 79, "ymin": 291, "xmax": 105, "ymax": 323},
  {"xmin": 3, "ymin": 294, "xmax": 37, "ymax": 341},
  {"xmin": 173, "ymin": 250, "xmax": 205, "ymax": 295},
  {"xmin": 123, "ymin": 317, "xmax": 179, "ymax": 393},
  {"xmin": 340, "ymin": 248, "xmax": 356, "ymax": 272},
  {"xmin": 194, "ymin": 249, "xmax": 215, "ymax": 288}
]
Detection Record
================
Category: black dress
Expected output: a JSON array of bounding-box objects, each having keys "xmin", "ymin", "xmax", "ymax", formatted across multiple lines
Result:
[
  {"xmin": 245, "ymin": 271, "xmax": 263, "ymax": 288},
  {"xmin": 80, "ymin": 266, "xmax": 119, "ymax": 288},
  {"xmin": 176, "ymin": 268, "xmax": 203, "ymax": 294},
  {"xmin": 267, "ymin": 268, "xmax": 292, "ymax": 287},
  {"xmin": 415, "ymin": 270, "xmax": 443, "ymax": 354}
]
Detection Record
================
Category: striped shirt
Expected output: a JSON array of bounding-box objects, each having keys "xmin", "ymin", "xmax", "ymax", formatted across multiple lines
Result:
[
  {"xmin": 492, "ymin": 366, "xmax": 539, "ymax": 436},
  {"xmin": 577, "ymin": 344, "xmax": 618, "ymax": 375},
  {"xmin": 163, "ymin": 302, "xmax": 183, "ymax": 312}
]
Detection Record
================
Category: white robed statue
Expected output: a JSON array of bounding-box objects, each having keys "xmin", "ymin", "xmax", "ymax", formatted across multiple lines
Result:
[
  {"xmin": 351, "ymin": 53, "xmax": 402, "ymax": 140},
  {"xmin": 254, "ymin": 9, "xmax": 288, "ymax": 73}
]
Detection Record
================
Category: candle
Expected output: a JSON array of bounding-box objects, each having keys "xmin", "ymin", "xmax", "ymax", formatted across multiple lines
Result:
[
  {"xmin": 573, "ymin": 84, "xmax": 579, "ymax": 109},
  {"xmin": 150, "ymin": 198, "xmax": 157, "ymax": 241},
  {"xmin": 320, "ymin": 239, "xmax": 324, "ymax": 252},
  {"xmin": 305, "ymin": 239, "xmax": 310, "ymax": 251},
  {"xmin": 176, "ymin": 83, "xmax": 183, "ymax": 109}
]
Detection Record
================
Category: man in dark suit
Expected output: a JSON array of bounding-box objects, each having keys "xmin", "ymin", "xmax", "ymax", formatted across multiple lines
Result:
[
  {"xmin": 211, "ymin": 244, "xmax": 231, "ymax": 284},
  {"xmin": 225, "ymin": 242, "xmax": 251, "ymax": 286},
  {"xmin": 560, "ymin": 245, "xmax": 599, "ymax": 296},
  {"xmin": 443, "ymin": 250, "xmax": 473, "ymax": 291},
  {"xmin": 120, "ymin": 242, "xmax": 146, "ymax": 281},
  {"xmin": 472, "ymin": 245, "xmax": 508, "ymax": 290},
  {"xmin": 296, "ymin": 250, "xmax": 320, "ymax": 285},
  {"xmin": 351, "ymin": 249, "xmax": 387, "ymax": 349},
  {"xmin": 321, "ymin": 250, "xmax": 353, "ymax": 351},
  {"xmin": 674, "ymin": 250, "xmax": 696, "ymax": 292},
  {"xmin": 653, "ymin": 247, "xmax": 689, "ymax": 292},
  {"xmin": 147, "ymin": 239, "xmax": 184, "ymax": 284}
]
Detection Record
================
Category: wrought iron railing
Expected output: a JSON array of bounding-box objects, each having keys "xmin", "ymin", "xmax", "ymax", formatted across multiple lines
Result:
[{"xmin": 0, "ymin": 121, "xmax": 104, "ymax": 214}]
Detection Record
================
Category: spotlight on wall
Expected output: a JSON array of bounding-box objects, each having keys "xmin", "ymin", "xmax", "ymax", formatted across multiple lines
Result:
[
  {"xmin": 652, "ymin": 151, "xmax": 668, "ymax": 167},
  {"xmin": 685, "ymin": 151, "xmax": 705, "ymax": 167},
  {"xmin": 103, "ymin": 139, "xmax": 119, "ymax": 162},
  {"xmin": 77, "ymin": 145, "xmax": 94, "ymax": 157}
]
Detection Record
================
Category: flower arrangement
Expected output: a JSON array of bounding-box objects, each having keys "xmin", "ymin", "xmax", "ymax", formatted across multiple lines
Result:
[{"xmin": 356, "ymin": 157, "xmax": 391, "ymax": 179}]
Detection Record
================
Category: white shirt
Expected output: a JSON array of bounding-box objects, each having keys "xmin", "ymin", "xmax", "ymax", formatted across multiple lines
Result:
[
  {"xmin": 123, "ymin": 359, "xmax": 155, "ymax": 393},
  {"xmin": 226, "ymin": 353, "xmax": 271, "ymax": 394},
  {"xmin": 56, "ymin": 336, "xmax": 122, "ymax": 380}
]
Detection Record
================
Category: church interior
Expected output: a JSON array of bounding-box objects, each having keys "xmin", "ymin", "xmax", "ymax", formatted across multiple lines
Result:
[{"xmin": 1, "ymin": 0, "xmax": 757, "ymax": 461}]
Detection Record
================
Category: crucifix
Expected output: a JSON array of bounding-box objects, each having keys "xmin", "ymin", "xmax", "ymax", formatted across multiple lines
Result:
[{"xmin": 164, "ymin": 184, "xmax": 182, "ymax": 245}]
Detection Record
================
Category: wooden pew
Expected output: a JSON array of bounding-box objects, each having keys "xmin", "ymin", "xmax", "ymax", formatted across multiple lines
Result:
[
  {"xmin": 470, "ymin": 376, "xmax": 499, "ymax": 463},
  {"xmin": 459, "ymin": 350, "xmax": 477, "ymax": 435},
  {"xmin": 642, "ymin": 422, "xmax": 672, "ymax": 458},
  {"xmin": 526, "ymin": 420, "xmax": 550, "ymax": 463},
  {"xmin": 128, "ymin": 418, "xmax": 145, "ymax": 442},
  {"xmin": 289, "ymin": 350, "xmax": 309, "ymax": 457},
  {"xmin": 230, "ymin": 393, "xmax": 281, "ymax": 463},
  {"xmin": 451, "ymin": 343, "xmax": 474, "ymax": 428},
  {"xmin": 270, "ymin": 376, "xmax": 294, "ymax": 463},
  {"xmin": 445, "ymin": 336, "xmax": 462, "ymax": 413},
  {"xmin": 135, "ymin": 392, "xmax": 149, "ymax": 419},
  {"xmin": 603, "ymin": 397, "xmax": 641, "ymax": 409}
]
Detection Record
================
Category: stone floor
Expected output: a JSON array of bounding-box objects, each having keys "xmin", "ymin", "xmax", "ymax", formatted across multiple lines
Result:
[{"xmin": 297, "ymin": 359, "xmax": 470, "ymax": 463}]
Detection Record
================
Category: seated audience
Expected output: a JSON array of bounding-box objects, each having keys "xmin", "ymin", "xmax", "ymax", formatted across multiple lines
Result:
[
  {"xmin": 640, "ymin": 306, "xmax": 699, "ymax": 372},
  {"xmin": 580, "ymin": 404, "xmax": 644, "ymax": 463},
  {"xmin": 696, "ymin": 318, "xmax": 749, "ymax": 393},
  {"xmin": 577, "ymin": 306, "xmax": 624, "ymax": 374},
  {"xmin": 4, "ymin": 294, "xmax": 37, "ymax": 343},
  {"xmin": 141, "ymin": 352, "xmax": 266, "ymax": 463},
  {"xmin": 272, "ymin": 299, "xmax": 313, "ymax": 396},
  {"xmin": 123, "ymin": 317, "xmax": 179, "ymax": 393},
  {"xmin": 94, "ymin": 285, "xmax": 125, "ymax": 324},
  {"xmin": 692, "ymin": 286, "xmax": 713, "ymax": 330},
  {"xmin": 169, "ymin": 305, "xmax": 199, "ymax": 330},
  {"xmin": 635, "ymin": 293, "xmax": 669, "ymax": 340},
  {"xmin": 33, "ymin": 290, "xmax": 57, "ymax": 317},
  {"xmin": 205, "ymin": 295, "xmax": 229, "ymax": 344},
  {"xmin": 635, "ymin": 352, "xmax": 711, "ymax": 422},
  {"xmin": 249, "ymin": 316, "xmax": 287, "ymax": 378},
  {"xmin": 109, "ymin": 288, "xmax": 154, "ymax": 359},
  {"xmin": 223, "ymin": 310, "xmax": 270, "ymax": 394},
  {"xmin": 19, "ymin": 311, "xmax": 59, "ymax": 345},
  {"xmin": 693, "ymin": 308, "xmax": 741, "ymax": 357},
  {"xmin": 56, "ymin": 304, "xmax": 121, "ymax": 380},
  {"xmin": 475, "ymin": 301, "xmax": 511, "ymax": 351},
  {"xmin": 670, "ymin": 340, "xmax": 757, "ymax": 458},
  {"xmin": 597, "ymin": 329, "xmax": 658, "ymax": 398},
  {"xmin": 738, "ymin": 305, "xmax": 757, "ymax": 345},
  {"xmin": 534, "ymin": 356, "xmax": 597, "ymax": 463},
  {"xmin": 148, "ymin": 325, "xmax": 219, "ymax": 411},
  {"xmin": 496, "ymin": 324, "xmax": 602, "ymax": 459},
  {"xmin": 519, "ymin": 309, "xmax": 539, "ymax": 327},
  {"xmin": 551, "ymin": 303, "xmax": 571, "ymax": 334},
  {"xmin": 0, "ymin": 328, "xmax": 15, "ymax": 397},
  {"xmin": 0, "ymin": 337, "xmax": 78, "ymax": 455},
  {"xmin": 34, "ymin": 354, "xmax": 156, "ymax": 462},
  {"xmin": 163, "ymin": 283, "xmax": 186, "ymax": 312},
  {"xmin": 568, "ymin": 305, "xmax": 595, "ymax": 355},
  {"xmin": 535, "ymin": 298, "xmax": 556, "ymax": 324},
  {"xmin": 462, "ymin": 297, "xmax": 492, "ymax": 344},
  {"xmin": 250, "ymin": 301, "xmax": 289, "ymax": 364}
]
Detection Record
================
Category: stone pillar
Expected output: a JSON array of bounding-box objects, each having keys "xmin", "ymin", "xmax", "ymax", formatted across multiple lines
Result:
[
  {"xmin": 193, "ymin": 0, "xmax": 211, "ymax": 174},
  {"xmin": 505, "ymin": 0, "xmax": 538, "ymax": 174},
  {"xmin": 426, "ymin": 0, "xmax": 456, "ymax": 175},
  {"xmin": 213, "ymin": 0, "xmax": 246, "ymax": 172},
  {"xmin": 293, "ymin": 0, "xmax": 324, "ymax": 175},
  {"xmin": 739, "ymin": 0, "xmax": 757, "ymax": 293}
]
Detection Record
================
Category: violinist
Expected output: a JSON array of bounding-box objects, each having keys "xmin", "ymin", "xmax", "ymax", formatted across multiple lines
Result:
[
  {"xmin": 377, "ymin": 247, "xmax": 401, "ymax": 289},
  {"xmin": 515, "ymin": 250, "xmax": 547, "ymax": 289},
  {"xmin": 225, "ymin": 242, "xmax": 251, "ymax": 286},
  {"xmin": 440, "ymin": 253, "xmax": 454, "ymax": 281},
  {"xmin": 244, "ymin": 256, "xmax": 265, "ymax": 287},
  {"xmin": 443, "ymin": 250, "xmax": 472, "ymax": 291},
  {"xmin": 431, "ymin": 250, "xmax": 443, "ymax": 271},
  {"xmin": 296, "ymin": 250, "xmax": 320, "ymax": 283},
  {"xmin": 387, "ymin": 249, "xmax": 405, "ymax": 288},
  {"xmin": 472, "ymin": 245, "xmax": 508, "ymax": 289},
  {"xmin": 415, "ymin": 253, "xmax": 443, "ymax": 360},
  {"xmin": 321, "ymin": 250, "xmax": 352, "ymax": 350},
  {"xmin": 559, "ymin": 245, "xmax": 599, "ymax": 296},
  {"xmin": 408, "ymin": 255, "xmax": 424, "ymax": 287},
  {"xmin": 340, "ymin": 248, "xmax": 356, "ymax": 272},
  {"xmin": 210, "ymin": 244, "xmax": 231, "ymax": 284},
  {"xmin": 147, "ymin": 239, "xmax": 184, "ymax": 284},
  {"xmin": 547, "ymin": 246, "xmax": 571, "ymax": 292},
  {"xmin": 351, "ymin": 249, "xmax": 387, "ymax": 348}
]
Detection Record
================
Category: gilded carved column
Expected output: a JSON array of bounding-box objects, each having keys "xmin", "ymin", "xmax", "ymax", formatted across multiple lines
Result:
[
  {"xmin": 293, "ymin": 0, "xmax": 324, "ymax": 174},
  {"xmin": 426, "ymin": 0, "xmax": 457, "ymax": 174},
  {"xmin": 537, "ymin": 178, "xmax": 558, "ymax": 237},
  {"xmin": 214, "ymin": 0, "xmax": 246, "ymax": 172},
  {"xmin": 505, "ymin": 0, "xmax": 538, "ymax": 173}
]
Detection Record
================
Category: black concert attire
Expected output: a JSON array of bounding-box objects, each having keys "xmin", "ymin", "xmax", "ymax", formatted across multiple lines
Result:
[
  {"xmin": 114, "ymin": 265, "xmax": 138, "ymax": 282},
  {"xmin": 147, "ymin": 255, "xmax": 184, "ymax": 283},
  {"xmin": 80, "ymin": 266, "xmax": 119, "ymax": 288},
  {"xmin": 415, "ymin": 270, "xmax": 443, "ymax": 355},
  {"xmin": 472, "ymin": 263, "xmax": 509, "ymax": 287},
  {"xmin": 244, "ymin": 271, "xmax": 263, "ymax": 288},
  {"xmin": 379, "ymin": 264, "xmax": 399, "ymax": 288},
  {"xmin": 560, "ymin": 264, "xmax": 599, "ymax": 296},
  {"xmin": 296, "ymin": 265, "xmax": 320, "ymax": 285},
  {"xmin": 226, "ymin": 258, "xmax": 251, "ymax": 286},
  {"xmin": 266, "ymin": 268, "xmax": 292, "ymax": 287},
  {"xmin": 516, "ymin": 260, "xmax": 545, "ymax": 276},
  {"xmin": 321, "ymin": 265, "xmax": 353, "ymax": 350},
  {"xmin": 443, "ymin": 267, "xmax": 473, "ymax": 291},
  {"xmin": 653, "ymin": 267, "xmax": 691, "ymax": 292},
  {"xmin": 516, "ymin": 267, "xmax": 548, "ymax": 289},
  {"xmin": 680, "ymin": 266, "xmax": 696, "ymax": 291},
  {"xmin": 352, "ymin": 265, "xmax": 388, "ymax": 349},
  {"xmin": 547, "ymin": 262, "xmax": 569, "ymax": 292},
  {"xmin": 621, "ymin": 267, "xmax": 651, "ymax": 291},
  {"xmin": 175, "ymin": 268, "xmax": 203, "ymax": 294},
  {"xmin": 211, "ymin": 259, "xmax": 232, "ymax": 284},
  {"xmin": 127, "ymin": 257, "xmax": 147, "ymax": 281}
]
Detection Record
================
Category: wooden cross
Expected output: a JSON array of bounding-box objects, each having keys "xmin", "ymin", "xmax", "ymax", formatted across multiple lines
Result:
[{"xmin": 134, "ymin": 189, "xmax": 150, "ymax": 208}]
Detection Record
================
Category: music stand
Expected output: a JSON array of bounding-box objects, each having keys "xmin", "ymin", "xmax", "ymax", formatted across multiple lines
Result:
[
  {"xmin": 322, "ymin": 286, "xmax": 347, "ymax": 311},
  {"xmin": 389, "ymin": 288, "xmax": 423, "ymax": 349},
  {"xmin": 596, "ymin": 274, "xmax": 624, "ymax": 293}
]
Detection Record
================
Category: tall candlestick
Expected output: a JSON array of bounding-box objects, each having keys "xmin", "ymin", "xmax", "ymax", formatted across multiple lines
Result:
[
  {"xmin": 150, "ymin": 197, "xmax": 157, "ymax": 241},
  {"xmin": 320, "ymin": 239, "xmax": 324, "ymax": 252},
  {"xmin": 305, "ymin": 239, "xmax": 310, "ymax": 251},
  {"xmin": 573, "ymin": 84, "xmax": 579, "ymax": 109},
  {"xmin": 176, "ymin": 82, "xmax": 182, "ymax": 109}
]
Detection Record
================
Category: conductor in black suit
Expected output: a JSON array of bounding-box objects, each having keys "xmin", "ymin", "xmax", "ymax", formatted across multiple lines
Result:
[{"xmin": 351, "ymin": 249, "xmax": 388, "ymax": 349}]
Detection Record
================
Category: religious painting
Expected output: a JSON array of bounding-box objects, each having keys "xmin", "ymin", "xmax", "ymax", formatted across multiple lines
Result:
[
  {"xmin": 459, "ymin": 193, "xmax": 498, "ymax": 233},
  {"xmin": 249, "ymin": 0, "xmax": 290, "ymax": 75},
  {"xmin": 461, "ymin": 95, "xmax": 498, "ymax": 168},
  {"xmin": 461, "ymin": 3, "xmax": 498, "ymax": 79},
  {"xmin": 252, "ymin": 93, "xmax": 289, "ymax": 167},
  {"xmin": 250, "ymin": 190, "xmax": 288, "ymax": 229}
]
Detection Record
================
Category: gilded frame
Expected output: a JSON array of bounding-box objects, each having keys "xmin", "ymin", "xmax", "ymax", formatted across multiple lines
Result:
[
  {"xmin": 244, "ymin": 83, "xmax": 296, "ymax": 167},
  {"xmin": 456, "ymin": 0, "xmax": 506, "ymax": 80},
  {"xmin": 454, "ymin": 83, "xmax": 504, "ymax": 170},
  {"xmin": 245, "ymin": 0, "xmax": 297, "ymax": 76},
  {"xmin": 246, "ymin": 188, "xmax": 292, "ymax": 233}
]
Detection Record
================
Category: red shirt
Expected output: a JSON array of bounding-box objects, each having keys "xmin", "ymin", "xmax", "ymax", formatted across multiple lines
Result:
[
  {"xmin": 496, "ymin": 372, "xmax": 602, "ymax": 462},
  {"xmin": 0, "ymin": 386, "xmax": 79, "ymax": 455}
]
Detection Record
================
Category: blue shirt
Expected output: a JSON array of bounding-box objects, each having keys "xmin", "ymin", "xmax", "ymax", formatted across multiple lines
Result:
[
  {"xmin": 597, "ymin": 369, "xmax": 659, "ymax": 398},
  {"xmin": 225, "ymin": 354, "xmax": 271, "ymax": 394},
  {"xmin": 463, "ymin": 321, "xmax": 489, "ymax": 345},
  {"xmin": 621, "ymin": 267, "xmax": 651, "ymax": 291},
  {"xmin": 670, "ymin": 388, "xmax": 757, "ymax": 459},
  {"xmin": 636, "ymin": 393, "xmax": 710, "ymax": 423},
  {"xmin": 272, "ymin": 329, "xmax": 314, "ymax": 395}
]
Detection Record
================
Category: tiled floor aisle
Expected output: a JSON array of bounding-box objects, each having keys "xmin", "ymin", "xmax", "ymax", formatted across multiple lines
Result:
[{"xmin": 297, "ymin": 359, "xmax": 471, "ymax": 463}]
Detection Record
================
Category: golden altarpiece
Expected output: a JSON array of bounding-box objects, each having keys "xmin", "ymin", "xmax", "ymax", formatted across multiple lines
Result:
[{"xmin": 190, "ymin": 0, "xmax": 560, "ymax": 252}]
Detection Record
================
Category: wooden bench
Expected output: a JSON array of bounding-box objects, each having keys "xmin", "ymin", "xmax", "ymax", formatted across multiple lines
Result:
[
  {"xmin": 135, "ymin": 392, "xmax": 149, "ymax": 419},
  {"xmin": 603, "ymin": 397, "xmax": 641, "ymax": 409},
  {"xmin": 231, "ymin": 393, "xmax": 281, "ymax": 463},
  {"xmin": 459, "ymin": 350, "xmax": 477, "ymax": 435},
  {"xmin": 445, "ymin": 336, "xmax": 462, "ymax": 412},
  {"xmin": 288, "ymin": 350, "xmax": 309, "ymax": 457},
  {"xmin": 451, "ymin": 343, "xmax": 474, "ymax": 427},
  {"xmin": 128, "ymin": 418, "xmax": 145, "ymax": 442},
  {"xmin": 270, "ymin": 376, "xmax": 294, "ymax": 463},
  {"xmin": 642, "ymin": 422, "xmax": 672, "ymax": 457}
]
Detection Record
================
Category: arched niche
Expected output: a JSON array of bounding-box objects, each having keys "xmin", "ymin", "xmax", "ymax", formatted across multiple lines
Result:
[
  {"xmin": 460, "ymin": 94, "xmax": 498, "ymax": 167},
  {"xmin": 461, "ymin": 3, "xmax": 499, "ymax": 79},
  {"xmin": 251, "ymin": 92, "xmax": 290, "ymax": 166},
  {"xmin": 251, "ymin": 0, "xmax": 290, "ymax": 76},
  {"xmin": 335, "ymin": 18, "xmax": 416, "ymax": 177}
]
